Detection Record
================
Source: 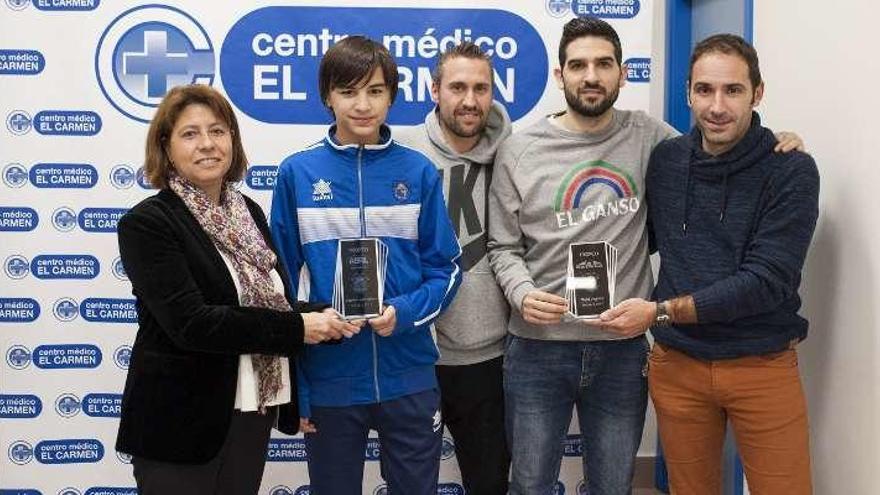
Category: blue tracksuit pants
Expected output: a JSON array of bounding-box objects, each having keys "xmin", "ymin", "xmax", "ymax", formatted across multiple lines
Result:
[{"xmin": 304, "ymin": 388, "xmax": 442, "ymax": 494}]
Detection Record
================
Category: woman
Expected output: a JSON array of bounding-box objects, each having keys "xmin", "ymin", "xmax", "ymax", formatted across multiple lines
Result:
[{"xmin": 115, "ymin": 84, "xmax": 361, "ymax": 495}]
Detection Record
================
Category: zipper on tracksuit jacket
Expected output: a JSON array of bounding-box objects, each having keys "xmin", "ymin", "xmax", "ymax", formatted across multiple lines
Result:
[{"xmin": 357, "ymin": 145, "xmax": 382, "ymax": 403}]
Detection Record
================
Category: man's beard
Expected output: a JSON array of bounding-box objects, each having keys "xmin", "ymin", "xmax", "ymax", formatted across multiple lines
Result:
[
  {"xmin": 440, "ymin": 106, "xmax": 488, "ymax": 139},
  {"xmin": 564, "ymin": 82, "xmax": 620, "ymax": 118}
]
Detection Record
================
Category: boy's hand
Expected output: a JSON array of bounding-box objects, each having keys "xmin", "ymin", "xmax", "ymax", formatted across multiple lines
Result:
[{"xmin": 370, "ymin": 305, "xmax": 397, "ymax": 336}]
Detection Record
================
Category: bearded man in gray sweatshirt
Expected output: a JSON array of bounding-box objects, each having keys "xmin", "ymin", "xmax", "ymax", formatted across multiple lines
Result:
[
  {"xmin": 396, "ymin": 42, "xmax": 512, "ymax": 495},
  {"xmin": 487, "ymin": 17, "xmax": 677, "ymax": 494}
]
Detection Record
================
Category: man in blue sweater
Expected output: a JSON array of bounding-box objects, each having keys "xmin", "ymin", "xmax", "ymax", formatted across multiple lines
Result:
[{"xmin": 599, "ymin": 34, "xmax": 818, "ymax": 494}]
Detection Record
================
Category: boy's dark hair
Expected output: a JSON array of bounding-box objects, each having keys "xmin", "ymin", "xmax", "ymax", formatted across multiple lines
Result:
[
  {"xmin": 319, "ymin": 35, "xmax": 398, "ymax": 106},
  {"xmin": 431, "ymin": 41, "xmax": 493, "ymax": 85},
  {"xmin": 558, "ymin": 16, "xmax": 623, "ymax": 66},
  {"xmin": 689, "ymin": 34, "xmax": 762, "ymax": 90}
]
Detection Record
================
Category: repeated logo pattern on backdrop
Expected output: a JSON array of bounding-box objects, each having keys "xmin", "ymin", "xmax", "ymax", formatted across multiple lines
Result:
[{"xmin": 0, "ymin": 1, "xmax": 654, "ymax": 493}]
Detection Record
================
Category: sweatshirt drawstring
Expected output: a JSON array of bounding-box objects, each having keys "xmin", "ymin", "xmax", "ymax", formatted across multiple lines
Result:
[
  {"xmin": 682, "ymin": 156, "xmax": 693, "ymax": 234},
  {"xmin": 684, "ymin": 155, "xmax": 731, "ymax": 231},
  {"xmin": 719, "ymin": 162, "xmax": 730, "ymax": 222}
]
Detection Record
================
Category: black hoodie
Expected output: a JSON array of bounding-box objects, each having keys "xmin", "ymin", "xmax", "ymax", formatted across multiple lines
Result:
[{"xmin": 646, "ymin": 113, "xmax": 820, "ymax": 359}]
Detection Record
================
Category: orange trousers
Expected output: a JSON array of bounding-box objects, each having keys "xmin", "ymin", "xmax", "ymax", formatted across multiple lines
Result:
[{"xmin": 649, "ymin": 343, "xmax": 812, "ymax": 495}]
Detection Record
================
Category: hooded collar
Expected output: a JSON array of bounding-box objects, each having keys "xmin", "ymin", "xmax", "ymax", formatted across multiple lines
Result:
[
  {"xmin": 423, "ymin": 100, "xmax": 512, "ymax": 164},
  {"xmin": 687, "ymin": 112, "xmax": 776, "ymax": 179},
  {"xmin": 324, "ymin": 123, "xmax": 394, "ymax": 154},
  {"xmin": 680, "ymin": 112, "xmax": 777, "ymax": 231}
]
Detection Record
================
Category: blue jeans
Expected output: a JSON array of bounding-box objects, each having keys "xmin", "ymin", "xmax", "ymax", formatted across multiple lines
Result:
[{"xmin": 504, "ymin": 335, "xmax": 649, "ymax": 495}]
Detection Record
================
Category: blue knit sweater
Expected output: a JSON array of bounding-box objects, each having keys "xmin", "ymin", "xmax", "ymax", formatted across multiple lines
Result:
[{"xmin": 647, "ymin": 113, "xmax": 819, "ymax": 359}]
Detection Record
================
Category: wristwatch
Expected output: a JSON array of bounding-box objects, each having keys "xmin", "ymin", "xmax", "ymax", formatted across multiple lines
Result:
[{"xmin": 654, "ymin": 301, "xmax": 671, "ymax": 327}]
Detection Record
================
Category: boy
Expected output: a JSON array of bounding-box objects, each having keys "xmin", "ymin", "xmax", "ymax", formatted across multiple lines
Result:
[{"xmin": 270, "ymin": 36, "xmax": 461, "ymax": 494}]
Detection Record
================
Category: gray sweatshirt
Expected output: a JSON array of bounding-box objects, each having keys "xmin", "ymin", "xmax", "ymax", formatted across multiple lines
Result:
[
  {"xmin": 488, "ymin": 109, "xmax": 677, "ymax": 341},
  {"xmin": 396, "ymin": 101, "xmax": 513, "ymax": 364}
]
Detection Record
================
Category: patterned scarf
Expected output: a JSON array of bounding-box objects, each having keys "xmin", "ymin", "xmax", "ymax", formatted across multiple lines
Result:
[{"xmin": 169, "ymin": 173, "xmax": 289, "ymax": 411}]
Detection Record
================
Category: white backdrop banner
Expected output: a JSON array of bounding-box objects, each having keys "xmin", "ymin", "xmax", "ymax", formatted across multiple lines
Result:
[{"xmin": 0, "ymin": 1, "xmax": 653, "ymax": 494}]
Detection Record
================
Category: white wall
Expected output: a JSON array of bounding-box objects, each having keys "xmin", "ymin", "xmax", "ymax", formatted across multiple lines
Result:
[
  {"xmin": 692, "ymin": 0, "xmax": 745, "ymax": 47},
  {"xmin": 754, "ymin": 1, "xmax": 880, "ymax": 493},
  {"xmin": 649, "ymin": 0, "xmax": 667, "ymax": 119}
]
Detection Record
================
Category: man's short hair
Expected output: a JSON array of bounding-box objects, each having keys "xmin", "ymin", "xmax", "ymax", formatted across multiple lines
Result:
[
  {"xmin": 558, "ymin": 16, "xmax": 623, "ymax": 67},
  {"xmin": 431, "ymin": 41, "xmax": 494, "ymax": 85},
  {"xmin": 688, "ymin": 34, "xmax": 762, "ymax": 90}
]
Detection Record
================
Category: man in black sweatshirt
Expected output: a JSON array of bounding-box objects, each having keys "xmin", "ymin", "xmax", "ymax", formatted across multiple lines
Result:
[{"xmin": 598, "ymin": 34, "xmax": 818, "ymax": 494}]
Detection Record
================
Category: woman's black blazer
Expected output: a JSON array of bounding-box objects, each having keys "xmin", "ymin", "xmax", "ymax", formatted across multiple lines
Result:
[{"xmin": 115, "ymin": 188, "xmax": 312, "ymax": 463}]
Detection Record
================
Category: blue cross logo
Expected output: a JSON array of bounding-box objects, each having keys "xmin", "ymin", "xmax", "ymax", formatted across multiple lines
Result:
[
  {"xmin": 114, "ymin": 346, "xmax": 132, "ymax": 369},
  {"xmin": 9, "ymin": 258, "xmax": 28, "ymax": 274},
  {"xmin": 9, "ymin": 441, "xmax": 33, "ymax": 464},
  {"xmin": 53, "ymin": 207, "xmax": 77, "ymax": 231},
  {"xmin": 56, "ymin": 395, "xmax": 81, "ymax": 416},
  {"xmin": 137, "ymin": 166, "xmax": 154, "ymax": 189},
  {"xmin": 5, "ymin": 0, "xmax": 30, "ymax": 11},
  {"xmin": 3, "ymin": 164, "xmax": 28, "ymax": 187},
  {"xmin": 547, "ymin": 0, "xmax": 572, "ymax": 16},
  {"xmin": 54, "ymin": 298, "xmax": 79, "ymax": 321},
  {"xmin": 6, "ymin": 111, "xmax": 31, "ymax": 135},
  {"xmin": 441, "ymin": 437, "xmax": 456, "ymax": 460},
  {"xmin": 124, "ymin": 30, "xmax": 191, "ymax": 98},
  {"xmin": 113, "ymin": 257, "xmax": 128, "ymax": 280},
  {"xmin": 58, "ymin": 302, "xmax": 77, "ymax": 317},
  {"xmin": 97, "ymin": 6, "xmax": 215, "ymax": 122},
  {"xmin": 6, "ymin": 256, "xmax": 29, "ymax": 278},
  {"xmin": 110, "ymin": 165, "xmax": 135, "ymax": 189},
  {"xmin": 9, "ymin": 114, "xmax": 28, "ymax": 131},
  {"xmin": 57, "ymin": 211, "xmax": 75, "ymax": 227},
  {"xmin": 8, "ymin": 346, "xmax": 31, "ymax": 368}
]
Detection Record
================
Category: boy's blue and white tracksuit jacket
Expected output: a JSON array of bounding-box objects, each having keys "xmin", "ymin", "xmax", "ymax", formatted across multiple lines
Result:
[{"xmin": 270, "ymin": 125, "xmax": 462, "ymax": 417}]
